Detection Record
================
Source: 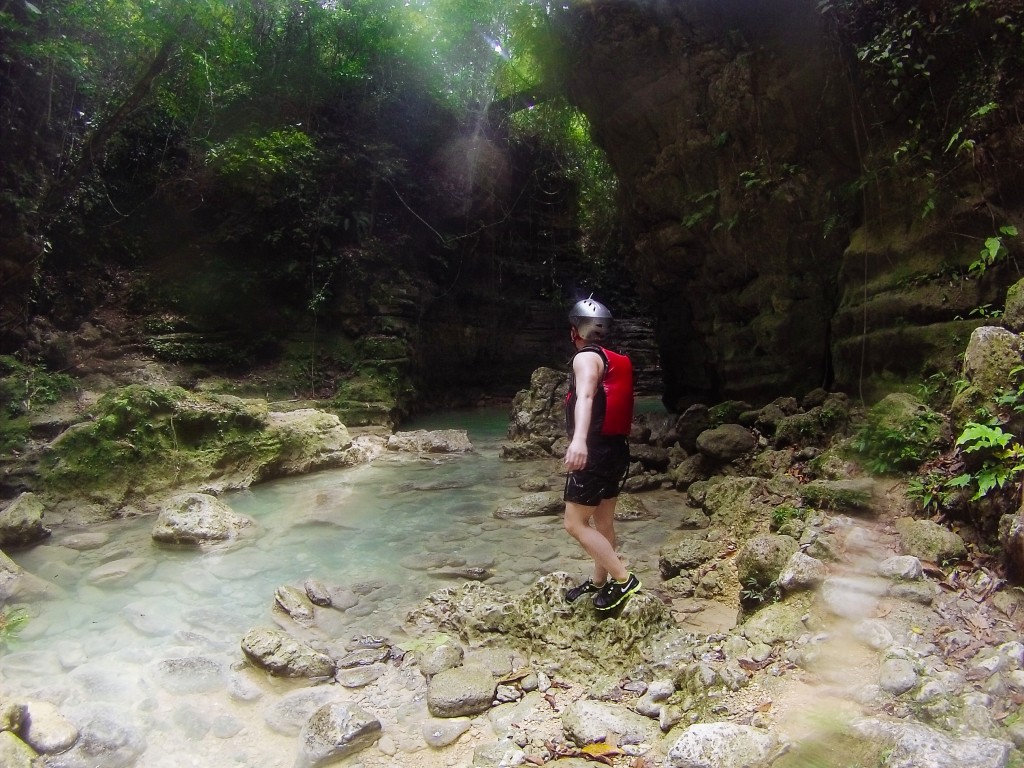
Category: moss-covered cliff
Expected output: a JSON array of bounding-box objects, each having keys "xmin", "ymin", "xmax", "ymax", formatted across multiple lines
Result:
[{"xmin": 554, "ymin": 0, "xmax": 1024, "ymax": 408}]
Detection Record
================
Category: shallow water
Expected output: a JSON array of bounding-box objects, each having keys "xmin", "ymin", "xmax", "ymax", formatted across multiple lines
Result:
[{"xmin": 1, "ymin": 404, "xmax": 684, "ymax": 766}]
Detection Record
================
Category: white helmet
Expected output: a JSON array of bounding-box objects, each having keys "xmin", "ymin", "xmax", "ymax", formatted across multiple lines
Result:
[{"xmin": 569, "ymin": 296, "xmax": 612, "ymax": 341}]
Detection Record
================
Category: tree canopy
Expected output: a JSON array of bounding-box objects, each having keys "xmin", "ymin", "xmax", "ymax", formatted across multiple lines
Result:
[{"xmin": 0, "ymin": 0, "xmax": 623, "ymax": 346}]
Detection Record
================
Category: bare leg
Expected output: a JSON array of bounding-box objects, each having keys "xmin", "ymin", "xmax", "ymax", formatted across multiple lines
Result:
[
  {"xmin": 591, "ymin": 497, "xmax": 619, "ymax": 584},
  {"xmin": 564, "ymin": 500, "xmax": 628, "ymax": 583}
]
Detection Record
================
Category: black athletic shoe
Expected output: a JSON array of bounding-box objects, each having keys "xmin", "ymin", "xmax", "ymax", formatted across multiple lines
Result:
[
  {"xmin": 593, "ymin": 573, "xmax": 641, "ymax": 610},
  {"xmin": 566, "ymin": 578, "xmax": 604, "ymax": 603}
]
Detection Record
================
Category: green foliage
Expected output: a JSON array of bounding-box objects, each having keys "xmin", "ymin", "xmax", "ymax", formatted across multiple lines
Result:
[
  {"xmin": 0, "ymin": 355, "xmax": 77, "ymax": 453},
  {"xmin": 852, "ymin": 404, "xmax": 942, "ymax": 474},
  {"xmin": 0, "ymin": 607, "xmax": 30, "ymax": 647},
  {"xmin": 740, "ymin": 577, "xmax": 780, "ymax": 608},
  {"xmin": 954, "ymin": 421, "xmax": 1024, "ymax": 500},
  {"xmin": 906, "ymin": 470, "xmax": 963, "ymax": 514},
  {"xmin": 771, "ymin": 503, "xmax": 805, "ymax": 529},
  {"xmin": 207, "ymin": 129, "xmax": 319, "ymax": 190},
  {"xmin": 968, "ymin": 225, "xmax": 1019, "ymax": 278}
]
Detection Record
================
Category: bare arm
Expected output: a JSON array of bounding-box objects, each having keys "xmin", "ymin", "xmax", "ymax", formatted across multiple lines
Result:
[{"xmin": 564, "ymin": 351, "xmax": 603, "ymax": 471}]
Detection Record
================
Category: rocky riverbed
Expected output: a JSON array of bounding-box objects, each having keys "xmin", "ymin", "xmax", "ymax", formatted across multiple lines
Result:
[
  {"xmin": 3, "ymin": 444, "xmax": 1024, "ymax": 768},
  {"xmin": 5, "ymin": 319, "xmax": 1024, "ymax": 767}
]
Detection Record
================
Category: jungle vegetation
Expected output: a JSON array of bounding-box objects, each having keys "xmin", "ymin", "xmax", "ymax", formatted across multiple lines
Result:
[{"xmin": 0, "ymin": 0, "xmax": 623, "ymax": 356}]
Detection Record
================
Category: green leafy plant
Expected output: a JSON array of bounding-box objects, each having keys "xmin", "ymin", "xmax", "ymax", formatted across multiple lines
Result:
[
  {"xmin": 953, "ymin": 421, "xmax": 1024, "ymax": 500},
  {"xmin": 852, "ymin": 409, "xmax": 943, "ymax": 474},
  {"xmin": 0, "ymin": 355, "xmax": 77, "ymax": 453},
  {"xmin": 771, "ymin": 503, "xmax": 804, "ymax": 529},
  {"xmin": 741, "ymin": 577, "xmax": 781, "ymax": 607},
  {"xmin": 968, "ymin": 225, "xmax": 1019, "ymax": 278},
  {"xmin": 906, "ymin": 471, "xmax": 965, "ymax": 514},
  {"xmin": 0, "ymin": 607, "xmax": 30, "ymax": 646}
]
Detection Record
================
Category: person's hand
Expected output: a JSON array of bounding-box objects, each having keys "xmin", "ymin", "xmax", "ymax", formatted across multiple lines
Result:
[{"xmin": 564, "ymin": 439, "xmax": 588, "ymax": 471}]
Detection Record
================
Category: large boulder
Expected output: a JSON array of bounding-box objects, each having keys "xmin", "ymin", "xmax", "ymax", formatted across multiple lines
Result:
[
  {"xmin": 951, "ymin": 326, "xmax": 1024, "ymax": 429},
  {"xmin": 386, "ymin": 429, "xmax": 473, "ymax": 453},
  {"xmin": 695, "ymin": 424, "xmax": 756, "ymax": 462},
  {"xmin": 0, "ymin": 493, "xmax": 50, "ymax": 548},
  {"xmin": 736, "ymin": 534, "xmax": 799, "ymax": 593},
  {"xmin": 298, "ymin": 703, "xmax": 382, "ymax": 767},
  {"xmin": 0, "ymin": 549, "xmax": 56, "ymax": 601},
  {"xmin": 151, "ymin": 492, "xmax": 253, "ymax": 545},
  {"xmin": 240, "ymin": 628, "xmax": 335, "ymax": 679},
  {"xmin": 502, "ymin": 367, "xmax": 567, "ymax": 458},
  {"xmin": 493, "ymin": 492, "xmax": 564, "ymax": 519},
  {"xmin": 852, "ymin": 717, "xmax": 1011, "ymax": 768},
  {"xmin": 666, "ymin": 722, "xmax": 777, "ymax": 768},
  {"xmin": 426, "ymin": 664, "xmax": 496, "ymax": 717},
  {"xmin": 659, "ymin": 537, "xmax": 719, "ymax": 579},
  {"xmin": 561, "ymin": 700, "xmax": 661, "ymax": 746},
  {"xmin": 259, "ymin": 409, "xmax": 353, "ymax": 479},
  {"xmin": 895, "ymin": 517, "xmax": 967, "ymax": 564}
]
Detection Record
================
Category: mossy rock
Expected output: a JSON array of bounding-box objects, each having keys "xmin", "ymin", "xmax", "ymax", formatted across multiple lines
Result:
[
  {"xmin": 39, "ymin": 385, "xmax": 350, "ymax": 512},
  {"xmin": 773, "ymin": 394, "xmax": 850, "ymax": 448}
]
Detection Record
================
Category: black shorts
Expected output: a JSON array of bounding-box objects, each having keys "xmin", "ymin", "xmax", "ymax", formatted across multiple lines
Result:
[{"xmin": 563, "ymin": 437, "xmax": 630, "ymax": 507}]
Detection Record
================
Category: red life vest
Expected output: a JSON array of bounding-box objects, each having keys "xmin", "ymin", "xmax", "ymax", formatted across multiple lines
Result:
[{"xmin": 565, "ymin": 345, "xmax": 634, "ymax": 438}]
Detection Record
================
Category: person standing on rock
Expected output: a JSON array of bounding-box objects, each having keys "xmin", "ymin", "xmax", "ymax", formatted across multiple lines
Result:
[{"xmin": 562, "ymin": 296, "xmax": 641, "ymax": 610}]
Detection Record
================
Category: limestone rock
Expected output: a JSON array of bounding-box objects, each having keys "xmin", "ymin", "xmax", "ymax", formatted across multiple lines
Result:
[
  {"xmin": 676, "ymin": 405, "xmax": 711, "ymax": 451},
  {"xmin": 260, "ymin": 409, "xmax": 353, "ymax": 478},
  {"xmin": 504, "ymin": 367, "xmax": 567, "ymax": 448},
  {"xmin": 21, "ymin": 700, "xmax": 78, "ymax": 754},
  {"xmin": 387, "ymin": 429, "xmax": 473, "ymax": 453},
  {"xmin": 427, "ymin": 664, "xmax": 496, "ymax": 717},
  {"xmin": 852, "ymin": 717, "xmax": 1011, "ymax": 768},
  {"xmin": 879, "ymin": 555, "xmax": 924, "ymax": 581},
  {"xmin": 666, "ymin": 722, "xmax": 776, "ymax": 768},
  {"xmin": 152, "ymin": 492, "xmax": 253, "ymax": 545},
  {"xmin": 778, "ymin": 552, "xmax": 827, "ymax": 593},
  {"xmin": 659, "ymin": 537, "xmax": 719, "ymax": 579},
  {"xmin": 614, "ymin": 493, "xmax": 656, "ymax": 521},
  {"xmin": 275, "ymin": 585, "xmax": 316, "ymax": 625},
  {"xmin": 999, "ymin": 512, "xmax": 1024, "ymax": 580},
  {"xmin": 561, "ymin": 700, "xmax": 661, "ymax": 746},
  {"xmin": 1004, "ymin": 279, "xmax": 1024, "ymax": 332},
  {"xmin": 879, "ymin": 657, "xmax": 918, "ymax": 696},
  {"xmin": 264, "ymin": 688, "xmax": 347, "ymax": 736},
  {"xmin": 740, "ymin": 598, "xmax": 809, "ymax": 645},
  {"xmin": 671, "ymin": 453, "xmax": 711, "ymax": 490},
  {"xmin": 152, "ymin": 656, "xmax": 224, "ymax": 694},
  {"xmin": 304, "ymin": 578, "xmax": 333, "ymax": 606},
  {"xmin": 86, "ymin": 556, "xmax": 155, "ymax": 586},
  {"xmin": 0, "ymin": 549, "xmax": 56, "ymax": 600},
  {"xmin": 962, "ymin": 326, "xmax": 1024, "ymax": 402},
  {"xmin": 405, "ymin": 575, "xmax": 673, "ymax": 679},
  {"xmin": 298, "ymin": 702, "xmax": 382, "ymax": 767},
  {"xmin": 240, "ymin": 628, "xmax": 335, "ymax": 678},
  {"xmin": 0, "ymin": 493, "xmax": 51, "ymax": 548},
  {"xmin": 417, "ymin": 641, "xmax": 465, "ymax": 677},
  {"xmin": 695, "ymin": 476, "xmax": 770, "ymax": 536},
  {"xmin": 736, "ymin": 534, "xmax": 798, "ymax": 593},
  {"xmin": 423, "ymin": 717, "xmax": 472, "ymax": 748},
  {"xmin": 695, "ymin": 424, "xmax": 756, "ymax": 462},
  {"xmin": 631, "ymin": 443, "xmax": 670, "ymax": 471},
  {"xmin": 493, "ymin": 491, "xmax": 564, "ymax": 519},
  {"xmin": 894, "ymin": 517, "xmax": 967, "ymax": 564}
]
